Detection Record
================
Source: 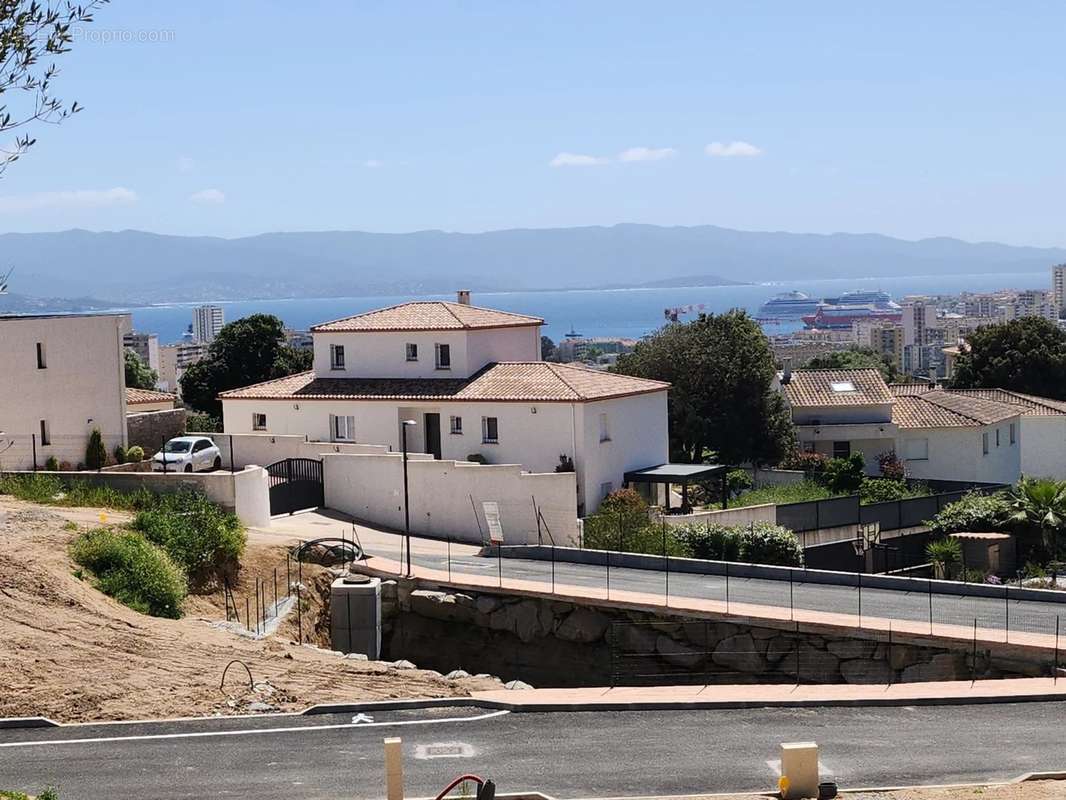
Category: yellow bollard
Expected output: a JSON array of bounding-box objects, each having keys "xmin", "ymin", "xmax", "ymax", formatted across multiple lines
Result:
[
  {"xmin": 384, "ymin": 736, "xmax": 404, "ymax": 800},
  {"xmin": 780, "ymin": 741, "xmax": 819, "ymax": 799}
]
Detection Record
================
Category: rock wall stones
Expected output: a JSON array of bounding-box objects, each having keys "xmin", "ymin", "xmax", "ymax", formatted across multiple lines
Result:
[{"xmin": 373, "ymin": 581, "xmax": 1051, "ymax": 688}]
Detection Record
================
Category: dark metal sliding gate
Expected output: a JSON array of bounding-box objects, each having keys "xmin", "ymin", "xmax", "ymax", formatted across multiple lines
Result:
[{"xmin": 266, "ymin": 458, "xmax": 324, "ymax": 515}]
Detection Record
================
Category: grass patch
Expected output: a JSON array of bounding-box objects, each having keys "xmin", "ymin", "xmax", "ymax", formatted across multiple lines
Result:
[
  {"xmin": 727, "ymin": 480, "xmax": 833, "ymax": 508},
  {"xmin": 70, "ymin": 528, "xmax": 187, "ymax": 618},
  {"xmin": 132, "ymin": 490, "xmax": 245, "ymax": 579},
  {"xmin": 0, "ymin": 473, "xmax": 155, "ymax": 511}
]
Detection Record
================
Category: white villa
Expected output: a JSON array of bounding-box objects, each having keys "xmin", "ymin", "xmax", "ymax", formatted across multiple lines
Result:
[
  {"xmin": 220, "ymin": 292, "xmax": 670, "ymax": 514},
  {"xmin": 778, "ymin": 367, "xmax": 1023, "ymax": 485}
]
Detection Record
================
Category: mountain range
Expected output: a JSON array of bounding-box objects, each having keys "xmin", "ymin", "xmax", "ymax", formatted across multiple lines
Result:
[{"xmin": 2, "ymin": 224, "xmax": 1064, "ymax": 306}]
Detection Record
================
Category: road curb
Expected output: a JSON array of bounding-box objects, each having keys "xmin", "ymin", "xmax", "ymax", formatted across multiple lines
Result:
[{"xmin": 0, "ymin": 717, "xmax": 58, "ymax": 730}]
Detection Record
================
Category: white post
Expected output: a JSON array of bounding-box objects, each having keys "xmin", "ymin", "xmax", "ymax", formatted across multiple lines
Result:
[
  {"xmin": 780, "ymin": 741, "xmax": 819, "ymax": 800},
  {"xmin": 384, "ymin": 736, "xmax": 404, "ymax": 800}
]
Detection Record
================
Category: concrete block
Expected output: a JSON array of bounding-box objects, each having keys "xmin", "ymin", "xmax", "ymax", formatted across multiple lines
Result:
[{"xmin": 780, "ymin": 741, "xmax": 819, "ymax": 800}]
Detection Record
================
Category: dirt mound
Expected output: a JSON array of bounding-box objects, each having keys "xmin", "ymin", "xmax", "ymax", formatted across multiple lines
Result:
[{"xmin": 0, "ymin": 500, "xmax": 498, "ymax": 722}]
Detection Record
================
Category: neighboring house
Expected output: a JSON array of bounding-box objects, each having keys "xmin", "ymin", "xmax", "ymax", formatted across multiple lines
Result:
[
  {"xmin": 220, "ymin": 293, "xmax": 670, "ymax": 514},
  {"xmin": 778, "ymin": 368, "xmax": 1022, "ymax": 485},
  {"xmin": 0, "ymin": 313, "xmax": 131, "ymax": 469},
  {"xmin": 125, "ymin": 387, "xmax": 177, "ymax": 413},
  {"xmin": 895, "ymin": 385, "xmax": 1066, "ymax": 479}
]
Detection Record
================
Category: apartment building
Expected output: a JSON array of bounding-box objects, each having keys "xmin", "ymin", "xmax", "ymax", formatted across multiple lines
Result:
[{"xmin": 192, "ymin": 304, "xmax": 224, "ymax": 344}]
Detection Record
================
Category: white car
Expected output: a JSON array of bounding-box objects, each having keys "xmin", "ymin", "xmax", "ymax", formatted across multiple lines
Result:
[{"xmin": 152, "ymin": 436, "xmax": 223, "ymax": 473}]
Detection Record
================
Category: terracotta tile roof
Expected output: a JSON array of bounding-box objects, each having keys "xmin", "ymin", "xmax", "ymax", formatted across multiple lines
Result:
[
  {"xmin": 125, "ymin": 387, "xmax": 177, "ymax": 405},
  {"xmin": 311, "ymin": 301, "xmax": 544, "ymax": 332},
  {"xmin": 219, "ymin": 363, "xmax": 669, "ymax": 403},
  {"xmin": 784, "ymin": 369, "xmax": 893, "ymax": 407},
  {"xmin": 892, "ymin": 392, "xmax": 1020, "ymax": 429},
  {"xmin": 889, "ymin": 382, "xmax": 935, "ymax": 397},
  {"xmin": 950, "ymin": 389, "xmax": 1066, "ymax": 416}
]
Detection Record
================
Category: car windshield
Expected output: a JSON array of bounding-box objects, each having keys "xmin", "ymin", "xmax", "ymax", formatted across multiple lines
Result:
[{"xmin": 164, "ymin": 441, "xmax": 192, "ymax": 453}]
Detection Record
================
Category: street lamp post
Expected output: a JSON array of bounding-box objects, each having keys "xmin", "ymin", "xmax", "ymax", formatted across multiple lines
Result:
[{"xmin": 401, "ymin": 419, "xmax": 417, "ymax": 577}]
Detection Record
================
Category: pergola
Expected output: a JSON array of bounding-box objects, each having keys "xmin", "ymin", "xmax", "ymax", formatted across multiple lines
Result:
[{"xmin": 623, "ymin": 463, "xmax": 729, "ymax": 513}]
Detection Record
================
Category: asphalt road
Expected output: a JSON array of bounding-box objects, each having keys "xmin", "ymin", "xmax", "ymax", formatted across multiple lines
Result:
[
  {"xmin": 382, "ymin": 540, "xmax": 1066, "ymax": 640},
  {"xmin": 2, "ymin": 703, "xmax": 1063, "ymax": 799}
]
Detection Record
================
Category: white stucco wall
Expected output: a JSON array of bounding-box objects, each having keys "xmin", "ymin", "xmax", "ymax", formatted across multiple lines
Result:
[
  {"xmin": 188, "ymin": 431, "xmax": 394, "ymax": 469},
  {"xmin": 0, "ymin": 313, "xmax": 131, "ymax": 470},
  {"xmin": 311, "ymin": 325, "xmax": 539, "ymax": 381},
  {"xmin": 1018, "ymin": 416, "xmax": 1066, "ymax": 478},
  {"xmin": 322, "ymin": 453, "xmax": 578, "ymax": 545},
  {"xmin": 898, "ymin": 418, "xmax": 1021, "ymax": 485}
]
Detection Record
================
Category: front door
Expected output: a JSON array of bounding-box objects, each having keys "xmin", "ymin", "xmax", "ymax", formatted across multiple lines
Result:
[{"xmin": 424, "ymin": 412, "xmax": 442, "ymax": 459}]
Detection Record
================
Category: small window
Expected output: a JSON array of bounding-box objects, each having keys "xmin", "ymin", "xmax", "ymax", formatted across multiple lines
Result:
[
  {"xmin": 832, "ymin": 441, "xmax": 850, "ymax": 459},
  {"xmin": 482, "ymin": 416, "xmax": 498, "ymax": 443},
  {"xmin": 1010, "ymin": 422, "xmax": 1016, "ymax": 444},
  {"xmin": 435, "ymin": 343, "xmax": 451, "ymax": 370},
  {"xmin": 406, "ymin": 343, "xmax": 418, "ymax": 362},
  {"xmin": 252, "ymin": 413, "xmax": 267, "ymax": 431},
  {"xmin": 332, "ymin": 414, "xmax": 356, "ymax": 442},
  {"xmin": 35, "ymin": 342, "xmax": 46, "ymax": 369},
  {"xmin": 996, "ymin": 428, "xmax": 1001, "ymax": 447},
  {"xmin": 329, "ymin": 344, "xmax": 345, "ymax": 370},
  {"xmin": 830, "ymin": 381, "xmax": 856, "ymax": 393},
  {"xmin": 982, "ymin": 432, "xmax": 989, "ymax": 455},
  {"xmin": 449, "ymin": 415, "xmax": 463, "ymax": 435},
  {"xmin": 39, "ymin": 419, "xmax": 50, "ymax": 446},
  {"xmin": 599, "ymin": 412, "xmax": 611, "ymax": 442},
  {"xmin": 903, "ymin": 438, "xmax": 929, "ymax": 461}
]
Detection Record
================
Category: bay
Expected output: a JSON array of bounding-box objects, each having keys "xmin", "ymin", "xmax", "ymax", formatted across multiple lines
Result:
[{"xmin": 122, "ymin": 271, "xmax": 1049, "ymax": 344}]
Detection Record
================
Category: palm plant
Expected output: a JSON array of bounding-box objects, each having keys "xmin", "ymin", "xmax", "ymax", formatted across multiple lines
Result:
[
  {"xmin": 1005, "ymin": 477, "xmax": 1066, "ymax": 564},
  {"xmin": 926, "ymin": 537, "xmax": 962, "ymax": 580}
]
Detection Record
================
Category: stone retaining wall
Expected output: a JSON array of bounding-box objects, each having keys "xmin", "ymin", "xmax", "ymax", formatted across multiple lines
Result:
[{"xmin": 377, "ymin": 581, "xmax": 1052, "ymax": 688}]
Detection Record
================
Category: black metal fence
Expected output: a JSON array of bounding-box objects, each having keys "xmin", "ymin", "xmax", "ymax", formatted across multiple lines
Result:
[{"xmin": 778, "ymin": 484, "xmax": 1006, "ymax": 534}]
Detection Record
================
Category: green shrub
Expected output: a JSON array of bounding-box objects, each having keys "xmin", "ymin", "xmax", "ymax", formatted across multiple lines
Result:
[
  {"xmin": 133, "ymin": 490, "xmax": 245, "ymax": 578},
  {"xmin": 113, "ymin": 444, "xmax": 127, "ymax": 465},
  {"xmin": 672, "ymin": 521, "xmax": 802, "ymax": 566},
  {"xmin": 728, "ymin": 480, "xmax": 832, "ymax": 508},
  {"xmin": 0, "ymin": 473, "xmax": 63, "ymax": 503},
  {"xmin": 185, "ymin": 412, "xmax": 221, "ymax": 433},
  {"xmin": 465, "ymin": 453, "xmax": 487, "ymax": 464},
  {"xmin": 926, "ymin": 491, "xmax": 1010, "ymax": 536},
  {"xmin": 583, "ymin": 488, "xmax": 653, "ymax": 550},
  {"xmin": 822, "ymin": 452, "xmax": 866, "ymax": 494},
  {"xmin": 727, "ymin": 469, "xmax": 754, "ymax": 497},
  {"xmin": 778, "ymin": 449, "xmax": 829, "ymax": 473},
  {"xmin": 44, "ymin": 455, "xmax": 59, "ymax": 471},
  {"xmin": 125, "ymin": 445, "xmax": 145, "ymax": 462},
  {"xmin": 70, "ymin": 528, "xmax": 187, "ymax": 618},
  {"xmin": 926, "ymin": 537, "xmax": 963, "ymax": 579},
  {"xmin": 85, "ymin": 428, "xmax": 107, "ymax": 470},
  {"xmin": 859, "ymin": 477, "xmax": 930, "ymax": 504}
]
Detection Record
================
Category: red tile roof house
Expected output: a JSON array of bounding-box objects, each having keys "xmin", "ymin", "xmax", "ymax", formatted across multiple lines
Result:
[
  {"xmin": 777, "ymin": 367, "xmax": 1022, "ymax": 485},
  {"xmin": 220, "ymin": 293, "xmax": 670, "ymax": 515}
]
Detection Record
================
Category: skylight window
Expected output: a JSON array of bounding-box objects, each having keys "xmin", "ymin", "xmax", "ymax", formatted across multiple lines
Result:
[{"xmin": 830, "ymin": 381, "xmax": 856, "ymax": 392}]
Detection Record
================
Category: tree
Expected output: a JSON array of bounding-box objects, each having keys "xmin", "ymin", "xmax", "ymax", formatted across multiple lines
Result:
[
  {"xmin": 180, "ymin": 314, "xmax": 312, "ymax": 415},
  {"xmin": 926, "ymin": 537, "xmax": 962, "ymax": 580},
  {"xmin": 613, "ymin": 310, "xmax": 794, "ymax": 465},
  {"xmin": 540, "ymin": 335, "xmax": 556, "ymax": 361},
  {"xmin": 1006, "ymin": 477, "xmax": 1066, "ymax": 564},
  {"xmin": 124, "ymin": 348, "xmax": 158, "ymax": 389},
  {"xmin": 801, "ymin": 347, "xmax": 900, "ymax": 382},
  {"xmin": 85, "ymin": 426, "xmax": 106, "ymax": 470},
  {"xmin": 950, "ymin": 317, "xmax": 1066, "ymax": 399},
  {"xmin": 0, "ymin": 1, "xmax": 106, "ymax": 176}
]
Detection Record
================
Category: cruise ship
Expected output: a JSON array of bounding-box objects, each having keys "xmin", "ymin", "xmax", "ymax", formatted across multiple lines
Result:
[
  {"xmin": 756, "ymin": 291, "xmax": 821, "ymax": 319},
  {"xmin": 821, "ymin": 290, "xmax": 900, "ymax": 310},
  {"xmin": 802, "ymin": 290, "xmax": 902, "ymax": 330}
]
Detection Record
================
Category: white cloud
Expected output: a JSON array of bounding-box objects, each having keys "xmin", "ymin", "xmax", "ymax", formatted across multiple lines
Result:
[
  {"xmin": 550, "ymin": 152, "xmax": 610, "ymax": 167},
  {"xmin": 189, "ymin": 188, "xmax": 225, "ymax": 204},
  {"xmin": 363, "ymin": 159, "xmax": 383, "ymax": 168},
  {"xmin": 618, "ymin": 146, "xmax": 677, "ymax": 162},
  {"xmin": 176, "ymin": 155, "xmax": 195, "ymax": 172},
  {"xmin": 0, "ymin": 187, "xmax": 137, "ymax": 213},
  {"xmin": 705, "ymin": 141, "xmax": 763, "ymax": 158}
]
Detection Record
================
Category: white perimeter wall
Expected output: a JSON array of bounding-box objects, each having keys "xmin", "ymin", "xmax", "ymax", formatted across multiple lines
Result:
[
  {"xmin": 899, "ymin": 421, "xmax": 1021, "ymax": 485},
  {"xmin": 191, "ymin": 431, "xmax": 393, "ymax": 469},
  {"xmin": 0, "ymin": 314, "xmax": 130, "ymax": 470},
  {"xmin": 322, "ymin": 453, "xmax": 578, "ymax": 545}
]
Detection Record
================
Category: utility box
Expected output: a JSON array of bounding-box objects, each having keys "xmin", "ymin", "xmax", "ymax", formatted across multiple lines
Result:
[
  {"xmin": 780, "ymin": 741, "xmax": 819, "ymax": 800},
  {"xmin": 330, "ymin": 575, "xmax": 381, "ymax": 659}
]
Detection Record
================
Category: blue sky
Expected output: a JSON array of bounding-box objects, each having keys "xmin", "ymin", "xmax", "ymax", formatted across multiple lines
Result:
[{"xmin": 1, "ymin": 1, "xmax": 1065, "ymax": 245}]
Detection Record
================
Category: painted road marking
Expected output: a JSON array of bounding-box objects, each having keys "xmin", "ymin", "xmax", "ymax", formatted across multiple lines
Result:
[
  {"xmin": 765, "ymin": 759, "xmax": 835, "ymax": 777},
  {"xmin": 413, "ymin": 741, "xmax": 477, "ymax": 760},
  {"xmin": 351, "ymin": 713, "xmax": 375, "ymax": 724},
  {"xmin": 0, "ymin": 710, "xmax": 511, "ymax": 749}
]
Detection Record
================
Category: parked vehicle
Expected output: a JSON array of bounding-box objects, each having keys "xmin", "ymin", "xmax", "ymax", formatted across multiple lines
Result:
[{"xmin": 152, "ymin": 436, "xmax": 222, "ymax": 473}]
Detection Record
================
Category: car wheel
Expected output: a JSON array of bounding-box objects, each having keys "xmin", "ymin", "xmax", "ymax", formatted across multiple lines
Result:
[
  {"xmin": 184, "ymin": 464, "xmax": 193, "ymax": 473},
  {"xmin": 213, "ymin": 456, "xmax": 222, "ymax": 470}
]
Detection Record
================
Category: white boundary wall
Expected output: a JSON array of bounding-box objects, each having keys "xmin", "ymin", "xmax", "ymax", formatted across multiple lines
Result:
[
  {"xmin": 322, "ymin": 453, "xmax": 578, "ymax": 545},
  {"xmin": 189, "ymin": 432, "xmax": 394, "ymax": 469}
]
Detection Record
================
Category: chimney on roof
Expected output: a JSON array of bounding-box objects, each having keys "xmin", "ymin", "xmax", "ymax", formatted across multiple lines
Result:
[
  {"xmin": 781, "ymin": 357, "xmax": 792, "ymax": 385},
  {"xmin": 457, "ymin": 289, "xmax": 471, "ymax": 306}
]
